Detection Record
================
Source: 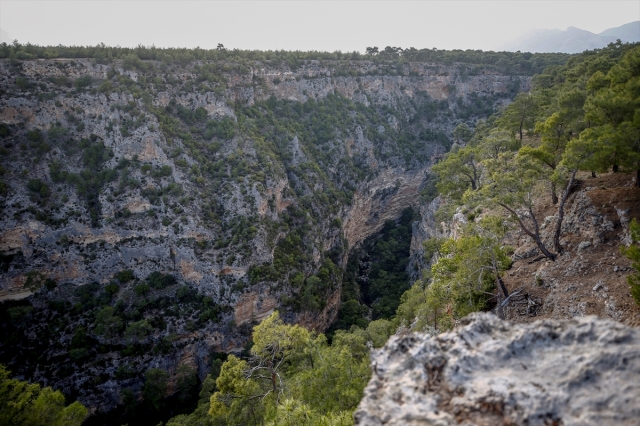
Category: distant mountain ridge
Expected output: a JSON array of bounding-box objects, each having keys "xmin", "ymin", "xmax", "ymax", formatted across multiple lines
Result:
[
  {"xmin": 502, "ymin": 21, "xmax": 640, "ymax": 53},
  {"xmin": 0, "ymin": 28, "xmax": 14, "ymax": 44}
]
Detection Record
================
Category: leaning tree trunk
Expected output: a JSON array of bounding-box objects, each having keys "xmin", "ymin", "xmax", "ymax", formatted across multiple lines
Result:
[
  {"xmin": 519, "ymin": 120, "xmax": 524, "ymax": 141},
  {"xmin": 492, "ymin": 259, "xmax": 509, "ymax": 299},
  {"xmin": 550, "ymin": 181, "xmax": 558, "ymax": 205},
  {"xmin": 553, "ymin": 170, "xmax": 577, "ymax": 254},
  {"xmin": 495, "ymin": 292, "xmax": 505, "ymax": 320},
  {"xmin": 496, "ymin": 274, "xmax": 509, "ymax": 299},
  {"xmin": 636, "ymin": 170, "xmax": 640, "ymax": 188},
  {"xmin": 492, "ymin": 260, "xmax": 509, "ymax": 321},
  {"xmin": 498, "ymin": 203, "xmax": 557, "ymax": 261}
]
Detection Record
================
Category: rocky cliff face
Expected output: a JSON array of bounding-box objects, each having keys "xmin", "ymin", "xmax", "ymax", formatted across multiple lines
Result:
[
  {"xmin": 0, "ymin": 58, "xmax": 526, "ymax": 294},
  {"xmin": 355, "ymin": 312, "xmax": 640, "ymax": 426},
  {"xmin": 407, "ymin": 195, "xmax": 442, "ymax": 281},
  {"xmin": 343, "ymin": 167, "xmax": 430, "ymax": 252},
  {"xmin": 0, "ymin": 56, "xmax": 527, "ymax": 412}
]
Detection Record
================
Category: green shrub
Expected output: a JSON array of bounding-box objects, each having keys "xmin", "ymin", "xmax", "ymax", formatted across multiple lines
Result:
[
  {"xmin": 94, "ymin": 307, "xmax": 123, "ymax": 338},
  {"xmin": 175, "ymin": 364, "xmax": 198, "ymax": 402},
  {"xmin": 115, "ymin": 269, "xmax": 135, "ymax": 283},
  {"xmin": 152, "ymin": 165, "xmax": 172, "ymax": 178},
  {"xmin": 204, "ymin": 117, "xmax": 235, "ymax": 140},
  {"xmin": 143, "ymin": 368, "xmax": 168, "ymax": 410},
  {"xmin": 26, "ymin": 129, "xmax": 43, "ymax": 142},
  {"xmin": 121, "ymin": 388, "xmax": 137, "ymax": 413},
  {"xmin": 124, "ymin": 320, "xmax": 153, "ymax": 346},
  {"xmin": 146, "ymin": 272, "xmax": 176, "ymax": 289},
  {"xmin": 82, "ymin": 142, "xmax": 112, "ymax": 170},
  {"xmin": 15, "ymin": 77, "xmax": 30, "ymax": 90},
  {"xmin": 14, "ymin": 51, "xmax": 36, "ymax": 60},
  {"xmin": 98, "ymin": 80, "xmax": 112, "ymax": 93},
  {"xmin": 122, "ymin": 54, "xmax": 146, "ymax": 71},
  {"xmin": 51, "ymin": 75, "xmax": 71, "ymax": 87},
  {"xmin": 74, "ymin": 282, "xmax": 101, "ymax": 307},
  {"xmin": 74, "ymin": 75, "xmax": 92, "ymax": 88},
  {"xmin": 7, "ymin": 306, "xmax": 33, "ymax": 324},
  {"xmin": 47, "ymin": 125, "xmax": 68, "ymax": 143},
  {"xmin": 26, "ymin": 179, "xmax": 50, "ymax": 199},
  {"xmin": 104, "ymin": 282, "xmax": 119, "ymax": 296},
  {"xmin": 69, "ymin": 348, "xmax": 89, "ymax": 363},
  {"xmin": 134, "ymin": 283, "xmax": 150, "ymax": 296},
  {"xmin": 622, "ymin": 218, "xmax": 640, "ymax": 305},
  {"xmin": 115, "ymin": 364, "xmax": 136, "ymax": 380},
  {"xmin": 0, "ymin": 364, "xmax": 87, "ymax": 425}
]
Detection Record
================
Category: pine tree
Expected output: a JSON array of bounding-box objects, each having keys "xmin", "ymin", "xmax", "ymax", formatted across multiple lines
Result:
[{"xmin": 621, "ymin": 218, "xmax": 640, "ymax": 305}]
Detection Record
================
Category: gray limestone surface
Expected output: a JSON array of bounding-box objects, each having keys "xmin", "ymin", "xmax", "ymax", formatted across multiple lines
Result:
[{"xmin": 355, "ymin": 312, "xmax": 640, "ymax": 426}]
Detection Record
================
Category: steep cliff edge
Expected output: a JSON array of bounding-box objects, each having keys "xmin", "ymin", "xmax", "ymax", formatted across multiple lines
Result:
[{"xmin": 355, "ymin": 312, "xmax": 640, "ymax": 426}]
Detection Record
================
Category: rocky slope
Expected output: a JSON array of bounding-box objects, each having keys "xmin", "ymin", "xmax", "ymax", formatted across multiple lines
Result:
[
  {"xmin": 501, "ymin": 172, "xmax": 640, "ymax": 327},
  {"xmin": 407, "ymin": 171, "xmax": 640, "ymax": 327},
  {"xmin": 355, "ymin": 312, "xmax": 640, "ymax": 426},
  {"xmin": 0, "ymin": 56, "xmax": 527, "ymax": 413}
]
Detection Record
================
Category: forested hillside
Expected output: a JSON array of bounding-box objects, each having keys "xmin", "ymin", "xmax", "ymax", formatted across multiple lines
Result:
[
  {"xmin": 399, "ymin": 41, "xmax": 640, "ymax": 333},
  {"xmin": 5, "ymin": 38, "xmax": 639, "ymax": 425}
]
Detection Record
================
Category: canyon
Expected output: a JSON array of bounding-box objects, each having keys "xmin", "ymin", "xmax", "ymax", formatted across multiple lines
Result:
[{"xmin": 0, "ymin": 55, "xmax": 529, "ymax": 414}]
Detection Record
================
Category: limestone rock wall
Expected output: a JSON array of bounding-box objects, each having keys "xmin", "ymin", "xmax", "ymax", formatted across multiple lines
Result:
[
  {"xmin": 0, "ymin": 57, "xmax": 527, "ymax": 300},
  {"xmin": 407, "ymin": 195, "xmax": 443, "ymax": 281},
  {"xmin": 343, "ymin": 166, "xmax": 432, "ymax": 251}
]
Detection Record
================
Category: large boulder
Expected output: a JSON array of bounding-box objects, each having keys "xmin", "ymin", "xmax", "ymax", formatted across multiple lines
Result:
[{"xmin": 355, "ymin": 313, "xmax": 640, "ymax": 425}]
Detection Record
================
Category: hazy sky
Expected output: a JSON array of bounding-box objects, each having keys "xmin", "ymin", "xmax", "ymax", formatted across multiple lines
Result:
[{"xmin": 1, "ymin": 1, "xmax": 638, "ymax": 52}]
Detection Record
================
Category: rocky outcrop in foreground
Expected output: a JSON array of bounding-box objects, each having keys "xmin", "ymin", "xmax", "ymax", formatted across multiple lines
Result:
[{"xmin": 355, "ymin": 313, "xmax": 640, "ymax": 425}]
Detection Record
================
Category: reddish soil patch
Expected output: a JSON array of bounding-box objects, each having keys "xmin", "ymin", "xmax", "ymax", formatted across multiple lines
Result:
[{"xmin": 586, "ymin": 178, "xmax": 640, "ymax": 221}]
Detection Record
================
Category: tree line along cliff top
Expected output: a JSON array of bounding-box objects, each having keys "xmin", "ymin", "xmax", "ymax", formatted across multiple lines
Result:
[{"xmin": 0, "ymin": 41, "xmax": 574, "ymax": 76}]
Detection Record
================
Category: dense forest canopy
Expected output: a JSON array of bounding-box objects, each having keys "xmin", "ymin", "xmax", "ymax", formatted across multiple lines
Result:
[
  {"xmin": 0, "ymin": 364, "xmax": 87, "ymax": 426},
  {"xmin": 0, "ymin": 40, "xmax": 569, "ymax": 75}
]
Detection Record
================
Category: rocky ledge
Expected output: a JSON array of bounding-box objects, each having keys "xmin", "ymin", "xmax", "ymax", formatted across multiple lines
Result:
[{"xmin": 355, "ymin": 312, "xmax": 640, "ymax": 426}]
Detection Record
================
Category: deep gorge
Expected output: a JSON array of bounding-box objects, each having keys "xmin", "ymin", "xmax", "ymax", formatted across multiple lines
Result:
[{"xmin": 0, "ymin": 49, "xmax": 564, "ymax": 420}]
